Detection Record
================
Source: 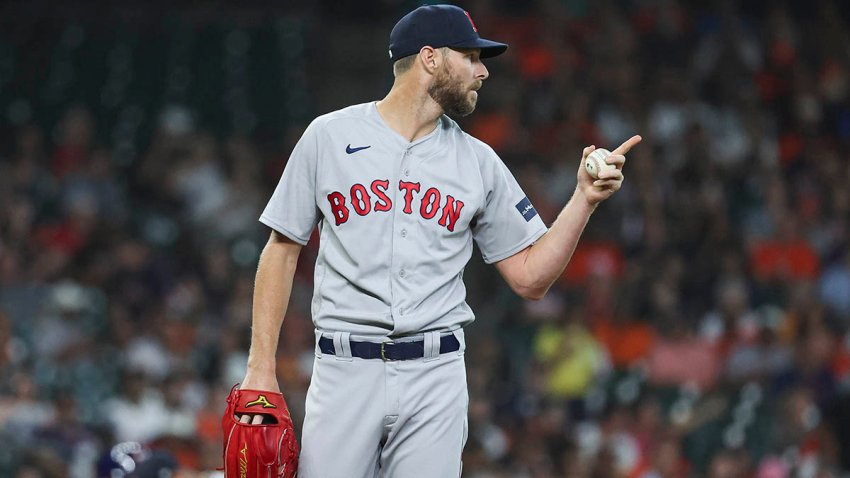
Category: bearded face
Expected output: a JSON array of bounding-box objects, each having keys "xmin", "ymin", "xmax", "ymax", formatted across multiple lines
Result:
[{"xmin": 427, "ymin": 59, "xmax": 481, "ymax": 117}]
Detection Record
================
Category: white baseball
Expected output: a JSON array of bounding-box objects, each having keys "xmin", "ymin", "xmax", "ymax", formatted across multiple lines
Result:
[{"xmin": 584, "ymin": 148, "xmax": 614, "ymax": 180}]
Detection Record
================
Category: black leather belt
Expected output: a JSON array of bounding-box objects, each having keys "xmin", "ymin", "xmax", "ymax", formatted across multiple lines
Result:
[{"xmin": 318, "ymin": 334, "xmax": 460, "ymax": 361}]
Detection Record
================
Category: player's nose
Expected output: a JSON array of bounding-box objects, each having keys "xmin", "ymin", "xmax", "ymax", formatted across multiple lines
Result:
[{"xmin": 476, "ymin": 62, "xmax": 489, "ymax": 81}]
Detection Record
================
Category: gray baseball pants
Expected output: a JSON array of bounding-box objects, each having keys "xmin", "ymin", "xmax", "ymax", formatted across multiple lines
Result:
[{"xmin": 299, "ymin": 329, "xmax": 469, "ymax": 477}]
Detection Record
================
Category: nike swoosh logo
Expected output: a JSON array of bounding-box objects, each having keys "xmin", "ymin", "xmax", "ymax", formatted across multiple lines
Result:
[{"xmin": 346, "ymin": 144, "xmax": 371, "ymax": 154}]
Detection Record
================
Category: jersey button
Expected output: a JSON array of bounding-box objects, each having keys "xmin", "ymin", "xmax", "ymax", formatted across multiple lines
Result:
[
  {"xmin": 400, "ymin": 229, "xmax": 407, "ymax": 238},
  {"xmin": 399, "ymin": 269, "xmax": 406, "ymax": 278},
  {"xmin": 403, "ymin": 169, "xmax": 410, "ymax": 177}
]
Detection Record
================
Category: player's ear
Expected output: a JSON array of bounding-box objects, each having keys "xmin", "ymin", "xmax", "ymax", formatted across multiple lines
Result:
[{"xmin": 419, "ymin": 46, "xmax": 440, "ymax": 74}]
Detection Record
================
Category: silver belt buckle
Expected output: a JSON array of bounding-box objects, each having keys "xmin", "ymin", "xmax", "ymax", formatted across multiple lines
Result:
[{"xmin": 380, "ymin": 340, "xmax": 395, "ymax": 361}]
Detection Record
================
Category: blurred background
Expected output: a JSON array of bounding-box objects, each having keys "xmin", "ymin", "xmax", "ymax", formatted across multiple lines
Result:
[{"xmin": 1, "ymin": 0, "xmax": 850, "ymax": 476}]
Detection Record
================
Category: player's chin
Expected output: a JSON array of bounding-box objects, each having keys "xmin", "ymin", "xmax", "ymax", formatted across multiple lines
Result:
[
  {"xmin": 466, "ymin": 91, "xmax": 478, "ymax": 109},
  {"xmin": 450, "ymin": 97, "xmax": 478, "ymax": 118}
]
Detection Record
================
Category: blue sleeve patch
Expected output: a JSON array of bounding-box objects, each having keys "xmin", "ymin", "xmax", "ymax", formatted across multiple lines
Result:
[{"xmin": 515, "ymin": 196, "xmax": 538, "ymax": 222}]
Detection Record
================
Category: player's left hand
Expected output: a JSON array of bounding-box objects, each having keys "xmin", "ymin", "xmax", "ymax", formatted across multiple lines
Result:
[
  {"xmin": 576, "ymin": 135, "xmax": 641, "ymax": 206},
  {"xmin": 221, "ymin": 385, "xmax": 299, "ymax": 477}
]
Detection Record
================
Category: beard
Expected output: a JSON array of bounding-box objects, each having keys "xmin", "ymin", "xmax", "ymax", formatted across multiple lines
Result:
[{"xmin": 428, "ymin": 63, "xmax": 480, "ymax": 118}]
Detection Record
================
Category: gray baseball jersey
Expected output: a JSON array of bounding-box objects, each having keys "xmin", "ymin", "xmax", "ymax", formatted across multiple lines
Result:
[{"xmin": 260, "ymin": 101, "xmax": 547, "ymax": 337}]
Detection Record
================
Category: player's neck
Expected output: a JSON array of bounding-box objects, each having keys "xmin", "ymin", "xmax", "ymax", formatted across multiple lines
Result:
[{"xmin": 376, "ymin": 81, "xmax": 443, "ymax": 142}]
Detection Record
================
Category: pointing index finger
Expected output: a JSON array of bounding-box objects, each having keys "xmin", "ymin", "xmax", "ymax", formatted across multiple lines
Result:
[{"xmin": 612, "ymin": 135, "xmax": 642, "ymax": 155}]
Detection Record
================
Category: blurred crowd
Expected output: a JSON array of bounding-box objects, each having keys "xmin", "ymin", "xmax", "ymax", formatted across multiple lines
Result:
[{"xmin": 2, "ymin": 0, "xmax": 850, "ymax": 477}]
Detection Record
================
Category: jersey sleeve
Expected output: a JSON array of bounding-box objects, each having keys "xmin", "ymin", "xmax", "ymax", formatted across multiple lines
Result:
[
  {"xmin": 472, "ymin": 147, "xmax": 548, "ymax": 264},
  {"xmin": 259, "ymin": 121, "xmax": 321, "ymax": 245}
]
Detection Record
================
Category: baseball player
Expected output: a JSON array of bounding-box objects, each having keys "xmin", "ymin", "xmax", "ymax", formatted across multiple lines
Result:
[{"xmin": 234, "ymin": 4, "xmax": 640, "ymax": 477}]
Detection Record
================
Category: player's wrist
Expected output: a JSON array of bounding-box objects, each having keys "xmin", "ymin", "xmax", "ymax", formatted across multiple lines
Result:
[
  {"xmin": 571, "ymin": 188, "xmax": 599, "ymax": 211},
  {"xmin": 245, "ymin": 357, "xmax": 278, "ymax": 376},
  {"xmin": 241, "ymin": 369, "xmax": 281, "ymax": 393},
  {"xmin": 245, "ymin": 365, "xmax": 277, "ymax": 376}
]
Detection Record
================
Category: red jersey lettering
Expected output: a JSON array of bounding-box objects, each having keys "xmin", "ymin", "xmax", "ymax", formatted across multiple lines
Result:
[
  {"xmin": 350, "ymin": 183, "xmax": 371, "ymax": 216},
  {"xmin": 371, "ymin": 179, "xmax": 392, "ymax": 212},
  {"xmin": 439, "ymin": 195, "xmax": 464, "ymax": 232},
  {"xmin": 420, "ymin": 187, "xmax": 441, "ymax": 219},
  {"xmin": 327, "ymin": 192, "xmax": 349, "ymax": 225},
  {"xmin": 398, "ymin": 181, "xmax": 421, "ymax": 214}
]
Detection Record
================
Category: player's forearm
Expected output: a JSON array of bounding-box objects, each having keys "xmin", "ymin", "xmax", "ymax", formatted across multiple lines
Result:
[
  {"xmin": 518, "ymin": 192, "xmax": 596, "ymax": 298},
  {"xmin": 246, "ymin": 233, "xmax": 302, "ymax": 375}
]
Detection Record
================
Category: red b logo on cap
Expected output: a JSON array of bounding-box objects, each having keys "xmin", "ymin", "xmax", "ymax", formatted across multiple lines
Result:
[{"xmin": 463, "ymin": 11, "xmax": 478, "ymax": 32}]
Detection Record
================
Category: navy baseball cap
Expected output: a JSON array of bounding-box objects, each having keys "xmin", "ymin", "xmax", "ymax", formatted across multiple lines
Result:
[{"xmin": 388, "ymin": 5, "xmax": 508, "ymax": 61}]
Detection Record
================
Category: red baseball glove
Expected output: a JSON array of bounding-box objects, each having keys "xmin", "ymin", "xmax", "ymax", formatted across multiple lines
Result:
[{"xmin": 221, "ymin": 385, "xmax": 299, "ymax": 478}]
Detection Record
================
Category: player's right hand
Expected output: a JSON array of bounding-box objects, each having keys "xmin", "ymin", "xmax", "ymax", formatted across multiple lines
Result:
[{"xmin": 237, "ymin": 371, "xmax": 280, "ymax": 424}]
